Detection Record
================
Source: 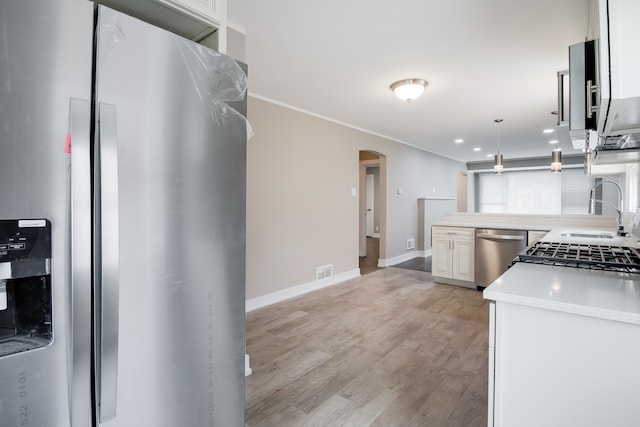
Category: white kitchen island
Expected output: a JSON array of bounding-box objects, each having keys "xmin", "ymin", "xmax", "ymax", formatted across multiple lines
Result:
[{"xmin": 483, "ymin": 262, "xmax": 640, "ymax": 427}]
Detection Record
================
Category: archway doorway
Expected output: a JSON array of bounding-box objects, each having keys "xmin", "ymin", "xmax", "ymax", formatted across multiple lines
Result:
[{"xmin": 359, "ymin": 150, "xmax": 387, "ymax": 275}]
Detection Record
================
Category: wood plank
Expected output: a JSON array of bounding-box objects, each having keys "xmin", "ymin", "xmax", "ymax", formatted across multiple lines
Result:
[{"xmin": 245, "ymin": 268, "xmax": 489, "ymax": 426}]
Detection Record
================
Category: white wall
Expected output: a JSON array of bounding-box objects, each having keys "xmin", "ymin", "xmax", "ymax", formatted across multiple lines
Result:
[{"xmin": 246, "ymin": 96, "xmax": 465, "ymax": 301}]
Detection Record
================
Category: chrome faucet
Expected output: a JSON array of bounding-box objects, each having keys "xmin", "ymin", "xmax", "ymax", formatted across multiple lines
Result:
[{"xmin": 588, "ymin": 180, "xmax": 626, "ymax": 235}]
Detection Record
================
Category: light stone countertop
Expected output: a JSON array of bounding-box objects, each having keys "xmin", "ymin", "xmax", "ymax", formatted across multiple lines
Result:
[
  {"xmin": 432, "ymin": 212, "xmax": 640, "ymax": 247},
  {"xmin": 440, "ymin": 213, "xmax": 640, "ymax": 323},
  {"xmin": 432, "ymin": 212, "xmax": 621, "ymax": 232},
  {"xmin": 483, "ymin": 263, "xmax": 640, "ymax": 325},
  {"xmin": 542, "ymin": 228, "xmax": 639, "ymax": 247},
  {"xmin": 431, "ymin": 221, "xmax": 555, "ymax": 230}
]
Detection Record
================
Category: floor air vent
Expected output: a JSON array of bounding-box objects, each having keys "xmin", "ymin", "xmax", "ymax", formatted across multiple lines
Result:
[{"xmin": 316, "ymin": 264, "xmax": 333, "ymax": 280}]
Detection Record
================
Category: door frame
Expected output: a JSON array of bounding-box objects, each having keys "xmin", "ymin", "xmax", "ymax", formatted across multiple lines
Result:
[{"xmin": 359, "ymin": 152, "xmax": 386, "ymax": 260}]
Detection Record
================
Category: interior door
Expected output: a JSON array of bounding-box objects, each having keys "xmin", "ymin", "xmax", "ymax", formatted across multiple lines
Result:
[
  {"xmin": 365, "ymin": 174, "xmax": 374, "ymax": 236},
  {"xmin": 94, "ymin": 6, "xmax": 247, "ymax": 426}
]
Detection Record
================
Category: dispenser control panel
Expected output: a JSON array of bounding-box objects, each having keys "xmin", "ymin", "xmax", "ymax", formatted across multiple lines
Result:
[
  {"xmin": 0, "ymin": 218, "xmax": 53, "ymax": 358},
  {"xmin": 0, "ymin": 219, "xmax": 51, "ymax": 261}
]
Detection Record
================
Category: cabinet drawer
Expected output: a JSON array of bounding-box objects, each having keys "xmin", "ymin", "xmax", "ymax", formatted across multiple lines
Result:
[{"xmin": 432, "ymin": 226, "xmax": 474, "ymax": 240}]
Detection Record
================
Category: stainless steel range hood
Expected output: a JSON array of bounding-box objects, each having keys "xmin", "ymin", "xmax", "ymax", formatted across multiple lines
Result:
[{"xmin": 589, "ymin": 133, "xmax": 640, "ymax": 165}]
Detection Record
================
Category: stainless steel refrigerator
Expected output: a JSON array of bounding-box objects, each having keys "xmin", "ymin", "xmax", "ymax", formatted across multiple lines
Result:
[{"xmin": 0, "ymin": 1, "xmax": 247, "ymax": 426}]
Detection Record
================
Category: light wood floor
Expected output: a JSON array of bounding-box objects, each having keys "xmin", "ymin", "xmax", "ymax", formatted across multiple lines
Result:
[{"xmin": 245, "ymin": 268, "xmax": 489, "ymax": 426}]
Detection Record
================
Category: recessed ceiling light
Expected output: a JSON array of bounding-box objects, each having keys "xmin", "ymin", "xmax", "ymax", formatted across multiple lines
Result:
[
  {"xmin": 543, "ymin": 129, "xmax": 554, "ymax": 134},
  {"xmin": 548, "ymin": 140, "xmax": 558, "ymax": 144},
  {"xmin": 454, "ymin": 138, "xmax": 464, "ymax": 143},
  {"xmin": 486, "ymin": 154, "xmax": 493, "ymax": 158},
  {"xmin": 473, "ymin": 147, "xmax": 481, "ymax": 152}
]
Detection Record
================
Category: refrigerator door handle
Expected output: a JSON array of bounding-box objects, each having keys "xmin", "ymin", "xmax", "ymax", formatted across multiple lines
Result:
[
  {"xmin": 69, "ymin": 98, "xmax": 93, "ymax": 426},
  {"xmin": 96, "ymin": 102, "xmax": 120, "ymax": 422}
]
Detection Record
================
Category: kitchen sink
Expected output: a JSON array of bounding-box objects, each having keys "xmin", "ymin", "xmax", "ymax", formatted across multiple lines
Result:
[{"xmin": 560, "ymin": 231, "xmax": 615, "ymax": 239}]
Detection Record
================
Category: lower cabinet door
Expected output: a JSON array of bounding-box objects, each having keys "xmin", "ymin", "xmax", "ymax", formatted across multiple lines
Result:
[
  {"xmin": 452, "ymin": 238, "xmax": 474, "ymax": 281},
  {"xmin": 432, "ymin": 238, "xmax": 452, "ymax": 278}
]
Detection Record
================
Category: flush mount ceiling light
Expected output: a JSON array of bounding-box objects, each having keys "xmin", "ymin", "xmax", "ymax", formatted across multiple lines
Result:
[
  {"xmin": 494, "ymin": 119, "xmax": 504, "ymax": 175},
  {"xmin": 390, "ymin": 79, "xmax": 428, "ymax": 102}
]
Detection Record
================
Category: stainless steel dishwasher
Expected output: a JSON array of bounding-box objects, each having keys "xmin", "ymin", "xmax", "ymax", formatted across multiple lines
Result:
[{"xmin": 475, "ymin": 229, "xmax": 527, "ymax": 288}]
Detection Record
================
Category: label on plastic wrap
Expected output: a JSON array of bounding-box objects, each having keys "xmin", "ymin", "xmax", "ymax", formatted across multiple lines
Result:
[{"xmin": 65, "ymin": 133, "xmax": 72, "ymax": 154}]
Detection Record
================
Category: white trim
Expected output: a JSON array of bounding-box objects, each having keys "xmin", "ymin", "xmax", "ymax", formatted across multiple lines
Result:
[
  {"xmin": 245, "ymin": 354, "xmax": 252, "ymax": 377},
  {"xmin": 245, "ymin": 269, "xmax": 361, "ymax": 312},
  {"xmin": 378, "ymin": 249, "xmax": 432, "ymax": 267},
  {"xmin": 247, "ymin": 93, "xmax": 463, "ymax": 162}
]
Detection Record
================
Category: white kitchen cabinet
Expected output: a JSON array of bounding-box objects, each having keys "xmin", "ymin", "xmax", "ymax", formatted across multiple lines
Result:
[
  {"xmin": 155, "ymin": 0, "xmax": 225, "ymax": 28},
  {"xmin": 489, "ymin": 300, "xmax": 640, "ymax": 427},
  {"xmin": 526, "ymin": 230, "xmax": 548, "ymax": 245},
  {"xmin": 432, "ymin": 237, "xmax": 452, "ymax": 277},
  {"xmin": 594, "ymin": 0, "xmax": 640, "ymax": 136},
  {"xmin": 97, "ymin": 0, "xmax": 228, "ymax": 52},
  {"xmin": 157, "ymin": 0, "xmax": 227, "ymax": 51},
  {"xmin": 487, "ymin": 302, "xmax": 496, "ymax": 427},
  {"xmin": 432, "ymin": 226, "xmax": 474, "ymax": 286}
]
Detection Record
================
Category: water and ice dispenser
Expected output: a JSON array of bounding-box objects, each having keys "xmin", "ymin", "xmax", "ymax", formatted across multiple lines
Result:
[{"xmin": 0, "ymin": 219, "xmax": 52, "ymax": 357}]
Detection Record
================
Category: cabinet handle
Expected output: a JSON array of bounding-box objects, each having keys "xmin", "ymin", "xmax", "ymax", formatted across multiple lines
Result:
[
  {"xmin": 557, "ymin": 70, "xmax": 568, "ymax": 126},
  {"xmin": 476, "ymin": 233, "xmax": 525, "ymax": 241},
  {"xmin": 97, "ymin": 102, "xmax": 120, "ymax": 422},
  {"xmin": 69, "ymin": 98, "xmax": 93, "ymax": 427},
  {"xmin": 586, "ymin": 79, "xmax": 599, "ymax": 119}
]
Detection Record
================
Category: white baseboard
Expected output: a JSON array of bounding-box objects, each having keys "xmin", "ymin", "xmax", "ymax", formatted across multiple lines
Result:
[
  {"xmin": 245, "ymin": 268, "xmax": 361, "ymax": 312},
  {"xmin": 378, "ymin": 249, "xmax": 432, "ymax": 267},
  {"xmin": 245, "ymin": 353, "xmax": 252, "ymax": 376}
]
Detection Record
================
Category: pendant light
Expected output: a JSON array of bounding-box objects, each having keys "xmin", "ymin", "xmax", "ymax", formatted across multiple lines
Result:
[
  {"xmin": 494, "ymin": 119, "xmax": 504, "ymax": 175},
  {"xmin": 551, "ymin": 148, "xmax": 562, "ymax": 173}
]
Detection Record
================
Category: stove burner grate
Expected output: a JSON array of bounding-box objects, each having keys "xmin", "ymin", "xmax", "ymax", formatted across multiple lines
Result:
[{"xmin": 515, "ymin": 241, "xmax": 640, "ymax": 273}]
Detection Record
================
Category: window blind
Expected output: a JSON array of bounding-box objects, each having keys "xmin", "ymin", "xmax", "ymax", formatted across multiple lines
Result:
[{"xmin": 478, "ymin": 169, "xmax": 594, "ymax": 214}]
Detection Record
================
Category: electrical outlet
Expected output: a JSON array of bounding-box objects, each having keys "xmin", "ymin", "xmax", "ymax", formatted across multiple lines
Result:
[{"xmin": 406, "ymin": 238, "xmax": 415, "ymax": 250}]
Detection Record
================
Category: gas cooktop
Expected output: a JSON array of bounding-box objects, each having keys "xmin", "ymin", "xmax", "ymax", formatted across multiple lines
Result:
[{"xmin": 514, "ymin": 241, "xmax": 640, "ymax": 274}]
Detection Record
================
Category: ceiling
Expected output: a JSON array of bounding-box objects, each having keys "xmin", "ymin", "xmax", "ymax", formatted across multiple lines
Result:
[{"xmin": 228, "ymin": 0, "xmax": 590, "ymax": 163}]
